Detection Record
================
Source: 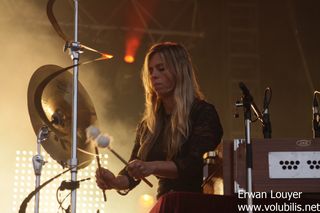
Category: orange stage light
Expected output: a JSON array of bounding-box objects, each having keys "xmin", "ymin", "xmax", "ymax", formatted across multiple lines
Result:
[
  {"xmin": 124, "ymin": 55, "xmax": 135, "ymax": 63},
  {"xmin": 102, "ymin": 53, "xmax": 113, "ymax": 59}
]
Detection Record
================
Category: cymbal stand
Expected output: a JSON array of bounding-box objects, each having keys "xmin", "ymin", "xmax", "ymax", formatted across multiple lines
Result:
[
  {"xmin": 68, "ymin": 1, "xmax": 81, "ymax": 212},
  {"xmin": 32, "ymin": 126, "xmax": 49, "ymax": 213}
]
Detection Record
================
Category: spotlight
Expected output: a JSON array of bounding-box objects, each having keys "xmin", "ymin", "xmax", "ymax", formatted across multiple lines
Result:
[
  {"xmin": 124, "ymin": 55, "xmax": 135, "ymax": 63},
  {"xmin": 124, "ymin": 36, "xmax": 139, "ymax": 64},
  {"xmin": 139, "ymin": 194, "xmax": 155, "ymax": 208}
]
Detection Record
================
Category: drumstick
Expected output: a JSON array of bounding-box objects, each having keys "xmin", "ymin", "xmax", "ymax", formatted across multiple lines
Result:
[
  {"xmin": 107, "ymin": 146, "xmax": 153, "ymax": 188},
  {"xmin": 95, "ymin": 147, "xmax": 107, "ymax": 202},
  {"xmin": 87, "ymin": 127, "xmax": 153, "ymax": 188}
]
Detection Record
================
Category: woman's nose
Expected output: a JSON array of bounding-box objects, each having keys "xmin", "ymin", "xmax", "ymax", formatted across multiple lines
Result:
[{"xmin": 150, "ymin": 70, "xmax": 159, "ymax": 79}]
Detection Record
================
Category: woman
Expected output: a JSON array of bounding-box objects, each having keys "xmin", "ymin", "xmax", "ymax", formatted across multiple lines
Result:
[{"xmin": 96, "ymin": 42, "xmax": 223, "ymax": 199}]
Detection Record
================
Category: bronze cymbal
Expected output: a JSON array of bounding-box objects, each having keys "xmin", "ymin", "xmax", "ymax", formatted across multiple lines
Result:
[{"xmin": 27, "ymin": 64, "xmax": 96, "ymax": 169}]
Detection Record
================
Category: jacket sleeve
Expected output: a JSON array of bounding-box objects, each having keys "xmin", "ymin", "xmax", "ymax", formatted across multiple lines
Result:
[{"xmin": 172, "ymin": 103, "xmax": 223, "ymax": 180}]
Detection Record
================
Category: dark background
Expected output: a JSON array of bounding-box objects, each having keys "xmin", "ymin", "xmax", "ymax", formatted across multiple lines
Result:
[{"xmin": 37, "ymin": 0, "xmax": 320, "ymax": 140}]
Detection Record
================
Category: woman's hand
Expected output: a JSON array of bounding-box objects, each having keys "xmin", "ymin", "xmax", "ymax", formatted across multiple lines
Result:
[
  {"xmin": 95, "ymin": 167, "xmax": 131, "ymax": 191},
  {"xmin": 95, "ymin": 167, "xmax": 117, "ymax": 190},
  {"xmin": 126, "ymin": 160, "xmax": 154, "ymax": 179}
]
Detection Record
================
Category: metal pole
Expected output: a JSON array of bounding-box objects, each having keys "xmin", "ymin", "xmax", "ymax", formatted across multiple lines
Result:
[
  {"xmin": 244, "ymin": 119, "xmax": 253, "ymax": 212},
  {"xmin": 239, "ymin": 81, "xmax": 254, "ymax": 213},
  {"xmin": 242, "ymin": 93, "xmax": 253, "ymax": 213},
  {"xmin": 70, "ymin": 0, "xmax": 79, "ymax": 212},
  {"xmin": 33, "ymin": 153, "xmax": 43, "ymax": 213},
  {"xmin": 33, "ymin": 126, "xmax": 48, "ymax": 213}
]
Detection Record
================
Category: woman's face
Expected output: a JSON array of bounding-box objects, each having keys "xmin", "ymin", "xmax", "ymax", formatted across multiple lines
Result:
[{"xmin": 148, "ymin": 52, "xmax": 175, "ymax": 98}]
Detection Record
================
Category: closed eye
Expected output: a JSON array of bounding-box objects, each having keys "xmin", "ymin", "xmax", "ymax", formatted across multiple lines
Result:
[{"xmin": 156, "ymin": 64, "xmax": 165, "ymax": 72}]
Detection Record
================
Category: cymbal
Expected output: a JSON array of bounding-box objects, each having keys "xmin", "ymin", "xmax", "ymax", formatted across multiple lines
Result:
[{"xmin": 27, "ymin": 64, "xmax": 97, "ymax": 169}]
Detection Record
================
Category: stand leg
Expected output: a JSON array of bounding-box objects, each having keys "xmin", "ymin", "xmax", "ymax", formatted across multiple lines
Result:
[
  {"xmin": 245, "ymin": 118, "xmax": 253, "ymax": 213},
  {"xmin": 34, "ymin": 175, "xmax": 40, "ymax": 213},
  {"xmin": 32, "ymin": 154, "xmax": 44, "ymax": 213}
]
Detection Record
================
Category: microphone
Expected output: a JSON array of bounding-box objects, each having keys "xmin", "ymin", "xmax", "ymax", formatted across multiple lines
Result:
[
  {"xmin": 239, "ymin": 82, "xmax": 263, "ymax": 122},
  {"xmin": 262, "ymin": 87, "xmax": 272, "ymax": 138},
  {"xmin": 263, "ymin": 88, "xmax": 271, "ymax": 110},
  {"xmin": 313, "ymin": 92, "xmax": 320, "ymax": 138}
]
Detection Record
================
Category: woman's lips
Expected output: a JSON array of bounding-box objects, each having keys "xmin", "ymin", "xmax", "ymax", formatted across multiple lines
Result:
[{"xmin": 152, "ymin": 82, "xmax": 162, "ymax": 88}]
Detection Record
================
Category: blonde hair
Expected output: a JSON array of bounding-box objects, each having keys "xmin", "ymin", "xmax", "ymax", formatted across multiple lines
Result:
[{"xmin": 138, "ymin": 42, "xmax": 204, "ymax": 160}]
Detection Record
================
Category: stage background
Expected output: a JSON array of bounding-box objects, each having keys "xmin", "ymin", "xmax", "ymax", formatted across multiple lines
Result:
[{"xmin": 0, "ymin": 0, "xmax": 319, "ymax": 212}]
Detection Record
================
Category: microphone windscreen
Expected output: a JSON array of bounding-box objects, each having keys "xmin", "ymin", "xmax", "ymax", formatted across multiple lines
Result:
[
  {"xmin": 95, "ymin": 134, "xmax": 111, "ymax": 148},
  {"xmin": 86, "ymin": 125, "xmax": 101, "ymax": 140}
]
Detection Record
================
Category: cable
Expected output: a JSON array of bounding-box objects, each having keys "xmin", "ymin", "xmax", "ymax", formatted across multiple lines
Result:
[
  {"xmin": 56, "ymin": 186, "xmax": 71, "ymax": 213},
  {"xmin": 19, "ymin": 160, "xmax": 91, "ymax": 213}
]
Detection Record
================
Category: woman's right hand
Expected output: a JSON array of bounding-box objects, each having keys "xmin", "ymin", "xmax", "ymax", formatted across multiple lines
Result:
[
  {"xmin": 95, "ymin": 167, "xmax": 117, "ymax": 190},
  {"xmin": 95, "ymin": 167, "xmax": 130, "ymax": 191}
]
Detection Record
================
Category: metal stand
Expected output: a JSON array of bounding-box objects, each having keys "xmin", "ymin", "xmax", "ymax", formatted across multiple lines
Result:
[
  {"xmin": 236, "ymin": 82, "xmax": 260, "ymax": 213},
  {"xmin": 32, "ymin": 126, "xmax": 49, "ymax": 213},
  {"xmin": 70, "ymin": 1, "xmax": 80, "ymax": 212},
  {"xmin": 236, "ymin": 84, "xmax": 273, "ymax": 212},
  {"xmin": 236, "ymin": 95, "xmax": 253, "ymax": 213},
  {"xmin": 243, "ymin": 103, "xmax": 253, "ymax": 212}
]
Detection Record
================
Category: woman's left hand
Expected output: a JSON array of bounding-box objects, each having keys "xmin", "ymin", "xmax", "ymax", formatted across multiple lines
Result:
[{"xmin": 126, "ymin": 159, "xmax": 154, "ymax": 179}]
